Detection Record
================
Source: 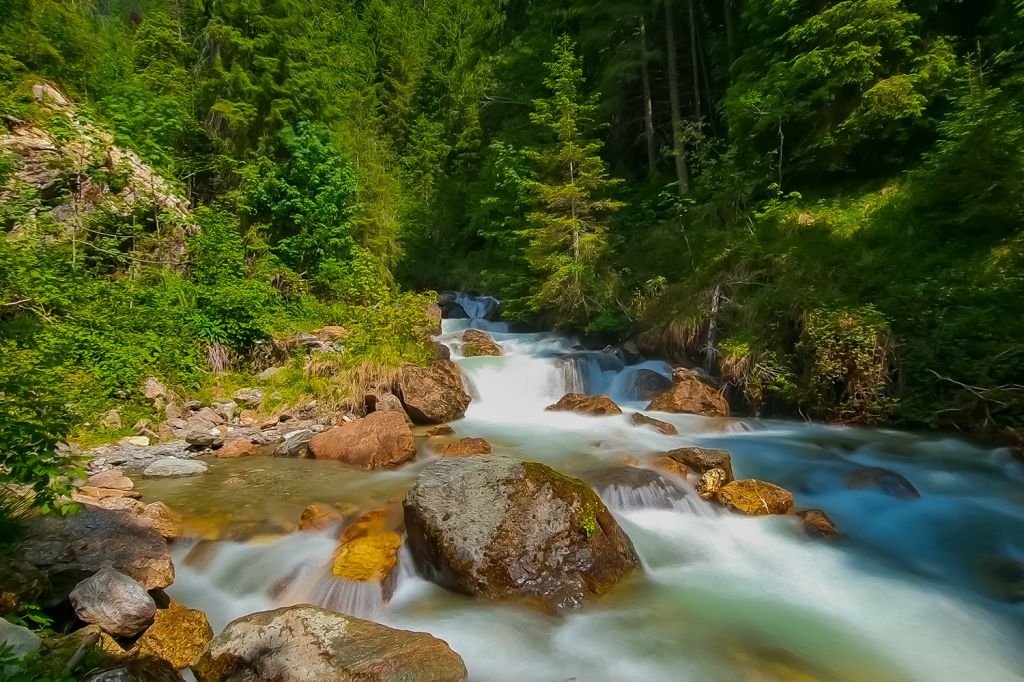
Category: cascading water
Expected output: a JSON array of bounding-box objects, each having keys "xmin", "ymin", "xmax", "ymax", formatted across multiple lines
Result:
[{"xmin": 137, "ymin": 294, "xmax": 1024, "ymax": 681}]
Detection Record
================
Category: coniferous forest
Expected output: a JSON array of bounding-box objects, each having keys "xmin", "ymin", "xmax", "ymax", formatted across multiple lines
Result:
[{"xmin": 2, "ymin": 2, "xmax": 1024, "ymax": 680}]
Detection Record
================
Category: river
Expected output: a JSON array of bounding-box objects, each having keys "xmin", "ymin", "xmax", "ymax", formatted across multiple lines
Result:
[{"xmin": 136, "ymin": 295, "xmax": 1024, "ymax": 681}]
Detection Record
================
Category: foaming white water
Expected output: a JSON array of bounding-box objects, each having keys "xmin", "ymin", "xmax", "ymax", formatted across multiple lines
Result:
[{"xmin": 156, "ymin": 293, "xmax": 1024, "ymax": 681}]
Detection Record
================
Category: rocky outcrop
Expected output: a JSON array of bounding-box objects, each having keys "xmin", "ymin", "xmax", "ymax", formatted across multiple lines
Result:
[
  {"xmin": 662, "ymin": 447, "xmax": 734, "ymax": 482},
  {"xmin": 404, "ymin": 456, "xmax": 641, "ymax": 610},
  {"xmin": 461, "ymin": 329, "xmax": 502, "ymax": 357},
  {"xmin": 630, "ymin": 412, "xmax": 678, "ymax": 435},
  {"xmin": 844, "ymin": 467, "xmax": 920, "ymax": 500},
  {"xmin": 309, "ymin": 411, "xmax": 416, "ymax": 469},
  {"xmin": 715, "ymin": 479, "xmax": 794, "ymax": 516},
  {"xmin": 545, "ymin": 393, "xmax": 623, "ymax": 416},
  {"xmin": 1, "ymin": 83, "xmax": 191, "ymax": 247},
  {"xmin": 442, "ymin": 437, "xmax": 492, "ymax": 457},
  {"xmin": 191, "ymin": 605, "xmax": 467, "ymax": 682},
  {"xmin": 69, "ymin": 567, "xmax": 157, "ymax": 637},
  {"xmin": 646, "ymin": 368, "xmax": 730, "ymax": 417},
  {"xmin": 20, "ymin": 504, "xmax": 174, "ymax": 597},
  {"xmin": 396, "ymin": 360, "xmax": 471, "ymax": 424},
  {"xmin": 133, "ymin": 600, "xmax": 214, "ymax": 669}
]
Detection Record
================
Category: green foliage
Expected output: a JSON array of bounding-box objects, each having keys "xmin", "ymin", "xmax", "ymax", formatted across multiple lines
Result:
[
  {"xmin": 797, "ymin": 306, "xmax": 896, "ymax": 422},
  {"xmin": 519, "ymin": 35, "xmax": 625, "ymax": 329}
]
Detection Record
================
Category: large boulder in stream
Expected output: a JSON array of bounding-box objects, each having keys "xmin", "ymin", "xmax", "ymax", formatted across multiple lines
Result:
[
  {"xmin": 545, "ymin": 393, "xmax": 623, "ymax": 416},
  {"xmin": 192, "ymin": 605, "xmax": 467, "ymax": 682},
  {"xmin": 461, "ymin": 329, "xmax": 502, "ymax": 357},
  {"xmin": 396, "ymin": 360, "xmax": 471, "ymax": 424},
  {"xmin": 647, "ymin": 368, "xmax": 730, "ymax": 417},
  {"xmin": 309, "ymin": 411, "xmax": 417, "ymax": 469},
  {"xmin": 403, "ymin": 455, "xmax": 641, "ymax": 610},
  {"xmin": 69, "ymin": 567, "xmax": 157, "ymax": 637}
]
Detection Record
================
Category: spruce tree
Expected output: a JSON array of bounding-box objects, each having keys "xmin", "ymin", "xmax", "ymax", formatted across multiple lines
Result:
[{"xmin": 522, "ymin": 34, "xmax": 624, "ymax": 328}]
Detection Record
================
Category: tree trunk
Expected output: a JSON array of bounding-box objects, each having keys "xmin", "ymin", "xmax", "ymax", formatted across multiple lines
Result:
[
  {"xmin": 688, "ymin": 0, "xmax": 702, "ymax": 120},
  {"xmin": 724, "ymin": 0, "xmax": 737, "ymax": 67},
  {"xmin": 664, "ymin": 0, "xmax": 690, "ymax": 195},
  {"xmin": 640, "ymin": 14, "xmax": 657, "ymax": 178}
]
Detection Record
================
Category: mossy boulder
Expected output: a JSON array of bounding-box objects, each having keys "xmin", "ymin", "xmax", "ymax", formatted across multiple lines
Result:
[
  {"xmin": 403, "ymin": 455, "xmax": 640, "ymax": 610},
  {"xmin": 545, "ymin": 393, "xmax": 623, "ymax": 416},
  {"xmin": 715, "ymin": 479, "xmax": 794, "ymax": 516}
]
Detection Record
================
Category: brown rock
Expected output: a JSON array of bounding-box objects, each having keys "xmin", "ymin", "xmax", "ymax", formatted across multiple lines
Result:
[
  {"xmin": 442, "ymin": 437, "xmax": 492, "ymax": 457},
  {"xmin": 545, "ymin": 393, "xmax": 623, "ymax": 416},
  {"xmin": 133, "ymin": 600, "xmax": 213, "ymax": 670},
  {"xmin": 650, "ymin": 456, "xmax": 688, "ymax": 479},
  {"xmin": 332, "ymin": 531, "xmax": 402, "ymax": 597},
  {"xmin": 696, "ymin": 468, "xmax": 728, "ymax": 500},
  {"xmin": 339, "ymin": 508, "xmax": 402, "ymax": 545},
  {"xmin": 298, "ymin": 503, "xmax": 344, "ymax": 531},
  {"xmin": 798, "ymin": 509, "xmax": 839, "ymax": 539},
  {"xmin": 239, "ymin": 409, "xmax": 258, "ymax": 427},
  {"xmin": 192, "ymin": 605, "xmax": 467, "ymax": 682},
  {"xmin": 630, "ymin": 412, "xmax": 678, "ymax": 435},
  {"xmin": 646, "ymin": 368, "xmax": 730, "ymax": 417},
  {"xmin": 309, "ymin": 411, "xmax": 417, "ymax": 469},
  {"xmin": 663, "ymin": 447, "xmax": 734, "ymax": 482},
  {"xmin": 462, "ymin": 329, "xmax": 502, "ymax": 357},
  {"xmin": 396, "ymin": 360, "xmax": 471, "ymax": 424},
  {"xmin": 216, "ymin": 437, "xmax": 257, "ymax": 458},
  {"xmin": 425, "ymin": 424, "xmax": 454, "ymax": 437},
  {"xmin": 715, "ymin": 479, "xmax": 794, "ymax": 516},
  {"xmin": 85, "ymin": 470, "xmax": 134, "ymax": 491}
]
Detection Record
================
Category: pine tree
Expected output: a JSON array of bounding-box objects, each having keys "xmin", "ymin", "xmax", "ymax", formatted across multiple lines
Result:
[{"xmin": 521, "ymin": 34, "xmax": 624, "ymax": 328}]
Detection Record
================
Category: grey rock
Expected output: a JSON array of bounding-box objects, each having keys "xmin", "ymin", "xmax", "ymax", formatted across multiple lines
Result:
[
  {"xmin": 211, "ymin": 400, "xmax": 238, "ymax": 422},
  {"xmin": 274, "ymin": 429, "xmax": 314, "ymax": 457},
  {"xmin": 85, "ymin": 658, "xmax": 184, "ymax": 682},
  {"xmin": 0, "ymin": 619, "xmax": 40, "ymax": 674},
  {"xmin": 19, "ymin": 504, "xmax": 174, "ymax": 599},
  {"xmin": 232, "ymin": 388, "xmax": 263, "ymax": 406},
  {"xmin": 191, "ymin": 605, "xmax": 467, "ymax": 682},
  {"xmin": 143, "ymin": 457, "xmax": 209, "ymax": 478},
  {"xmin": 404, "ymin": 455, "xmax": 640, "ymax": 610},
  {"xmin": 69, "ymin": 567, "xmax": 156, "ymax": 637},
  {"xmin": 256, "ymin": 366, "xmax": 283, "ymax": 382}
]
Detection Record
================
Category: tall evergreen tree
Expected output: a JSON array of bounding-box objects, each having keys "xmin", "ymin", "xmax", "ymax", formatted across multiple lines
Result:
[{"xmin": 521, "ymin": 35, "xmax": 624, "ymax": 328}]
